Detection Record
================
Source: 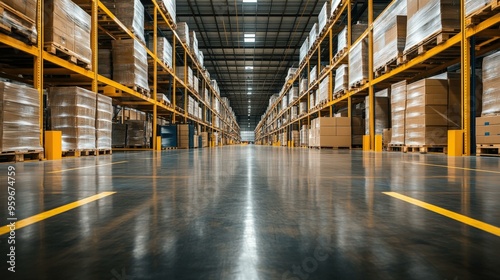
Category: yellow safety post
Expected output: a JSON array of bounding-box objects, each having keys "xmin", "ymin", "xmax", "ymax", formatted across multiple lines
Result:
[
  {"xmin": 45, "ymin": 131, "xmax": 62, "ymax": 160},
  {"xmin": 375, "ymin": 135, "xmax": 383, "ymax": 152},
  {"xmin": 448, "ymin": 130, "xmax": 464, "ymax": 156},
  {"xmin": 156, "ymin": 136, "xmax": 162, "ymax": 151},
  {"xmin": 363, "ymin": 135, "xmax": 371, "ymax": 151}
]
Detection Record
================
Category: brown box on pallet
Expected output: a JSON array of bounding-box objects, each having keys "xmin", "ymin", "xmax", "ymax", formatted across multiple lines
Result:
[
  {"xmin": 476, "ymin": 125, "xmax": 500, "ymax": 136},
  {"xmin": 405, "ymin": 126, "xmax": 448, "ymax": 146},
  {"xmin": 3, "ymin": 0, "xmax": 37, "ymax": 21},
  {"xmin": 477, "ymin": 136, "xmax": 500, "ymax": 144},
  {"xmin": 336, "ymin": 126, "xmax": 351, "ymax": 136},
  {"xmin": 383, "ymin": 128, "xmax": 392, "ymax": 145},
  {"xmin": 476, "ymin": 116, "xmax": 500, "ymax": 126}
]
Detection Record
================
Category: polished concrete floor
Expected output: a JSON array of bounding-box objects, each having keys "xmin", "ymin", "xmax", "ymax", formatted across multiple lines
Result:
[{"xmin": 1, "ymin": 145, "xmax": 500, "ymax": 279}]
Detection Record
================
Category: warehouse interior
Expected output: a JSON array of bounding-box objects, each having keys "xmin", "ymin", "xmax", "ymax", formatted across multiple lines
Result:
[{"xmin": 0, "ymin": 0, "xmax": 500, "ymax": 279}]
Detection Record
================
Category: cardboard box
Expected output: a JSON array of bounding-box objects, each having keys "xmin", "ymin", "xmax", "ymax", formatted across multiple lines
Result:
[
  {"xmin": 476, "ymin": 115, "xmax": 500, "ymax": 126},
  {"xmin": 336, "ymin": 126, "xmax": 351, "ymax": 136},
  {"xmin": 476, "ymin": 125, "xmax": 500, "ymax": 136}
]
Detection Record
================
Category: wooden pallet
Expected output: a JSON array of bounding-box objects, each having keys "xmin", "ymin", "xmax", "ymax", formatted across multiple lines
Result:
[
  {"xmin": 162, "ymin": 147, "xmax": 177, "ymax": 150},
  {"xmin": 388, "ymin": 144, "xmax": 404, "ymax": 152},
  {"xmin": 374, "ymin": 55, "xmax": 402, "ymax": 77},
  {"xmin": 97, "ymin": 149, "xmax": 112, "ymax": 155},
  {"xmin": 44, "ymin": 42, "xmax": 92, "ymax": 70},
  {"xmin": 401, "ymin": 29, "xmax": 459, "ymax": 64},
  {"xmin": 309, "ymin": 146, "xmax": 351, "ymax": 150},
  {"xmin": 349, "ymin": 79, "xmax": 368, "ymax": 90},
  {"xmin": 62, "ymin": 149, "xmax": 97, "ymax": 157},
  {"xmin": 476, "ymin": 144, "xmax": 500, "ymax": 157},
  {"xmin": 0, "ymin": 150, "xmax": 43, "ymax": 162},
  {"xmin": 466, "ymin": 0, "xmax": 500, "ymax": 26},
  {"xmin": 99, "ymin": 85, "xmax": 150, "ymax": 99},
  {"xmin": 403, "ymin": 145, "xmax": 447, "ymax": 154},
  {"xmin": 333, "ymin": 89, "xmax": 346, "ymax": 100},
  {"xmin": 157, "ymin": 2, "xmax": 177, "ymax": 30},
  {"xmin": 332, "ymin": 48, "xmax": 347, "ymax": 64},
  {"xmin": 0, "ymin": 2, "xmax": 36, "ymax": 44}
]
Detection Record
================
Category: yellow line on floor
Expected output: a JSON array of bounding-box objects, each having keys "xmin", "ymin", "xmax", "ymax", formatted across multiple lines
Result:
[
  {"xmin": 402, "ymin": 161, "xmax": 500, "ymax": 174},
  {"xmin": 383, "ymin": 192, "xmax": 500, "ymax": 237},
  {"xmin": 0, "ymin": 192, "xmax": 116, "ymax": 235},
  {"xmin": 48, "ymin": 161, "xmax": 128, "ymax": 174}
]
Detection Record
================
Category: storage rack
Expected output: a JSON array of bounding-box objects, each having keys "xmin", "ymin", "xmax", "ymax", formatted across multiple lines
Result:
[
  {"xmin": 0, "ymin": 0, "xmax": 241, "ymax": 150},
  {"xmin": 254, "ymin": 0, "xmax": 500, "ymax": 156}
]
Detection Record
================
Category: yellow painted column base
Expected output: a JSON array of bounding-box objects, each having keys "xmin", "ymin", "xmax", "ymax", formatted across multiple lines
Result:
[
  {"xmin": 363, "ymin": 135, "xmax": 371, "ymax": 151},
  {"xmin": 448, "ymin": 130, "xmax": 463, "ymax": 156},
  {"xmin": 45, "ymin": 131, "xmax": 62, "ymax": 160},
  {"xmin": 156, "ymin": 136, "xmax": 162, "ymax": 151},
  {"xmin": 375, "ymin": 135, "xmax": 383, "ymax": 152}
]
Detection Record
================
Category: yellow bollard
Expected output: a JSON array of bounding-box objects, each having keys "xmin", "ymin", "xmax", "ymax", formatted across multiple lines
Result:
[
  {"xmin": 363, "ymin": 135, "xmax": 371, "ymax": 151},
  {"xmin": 45, "ymin": 131, "xmax": 62, "ymax": 160},
  {"xmin": 156, "ymin": 136, "xmax": 162, "ymax": 151},
  {"xmin": 448, "ymin": 130, "xmax": 463, "ymax": 156},
  {"xmin": 375, "ymin": 135, "xmax": 383, "ymax": 152}
]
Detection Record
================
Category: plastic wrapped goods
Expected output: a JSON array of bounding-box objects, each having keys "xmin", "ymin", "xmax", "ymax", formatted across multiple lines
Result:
[
  {"xmin": 198, "ymin": 50, "xmax": 204, "ymax": 67},
  {"xmin": 0, "ymin": 82, "xmax": 42, "ymax": 152},
  {"xmin": 349, "ymin": 37, "xmax": 368, "ymax": 88},
  {"xmin": 318, "ymin": 2, "xmax": 331, "ymax": 34},
  {"xmin": 352, "ymin": 23, "xmax": 368, "ymax": 43},
  {"xmin": 300, "ymin": 125, "xmax": 309, "ymax": 146},
  {"xmin": 337, "ymin": 27, "xmax": 347, "ymax": 54},
  {"xmin": 318, "ymin": 77, "xmax": 329, "ymax": 104},
  {"xmin": 405, "ymin": 0, "xmax": 460, "ymax": 53},
  {"xmin": 365, "ymin": 94, "xmax": 390, "ymax": 135},
  {"xmin": 331, "ymin": 0, "xmax": 342, "ymax": 16},
  {"xmin": 190, "ymin": 31, "xmax": 199, "ymax": 58},
  {"xmin": 300, "ymin": 78, "xmax": 308, "ymax": 94},
  {"xmin": 49, "ymin": 87, "xmax": 96, "ymax": 151},
  {"xmin": 309, "ymin": 23, "xmax": 318, "ymax": 51},
  {"xmin": 291, "ymin": 106, "xmax": 298, "ymax": 120},
  {"xmin": 96, "ymin": 94, "xmax": 112, "ymax": 150},
  {"xmin": 125, "ymin": 120, "xmax": 148, "ymax": 147},
  {"xmin": 102, "ymin": 0, "xmax": 145, "ymax": 43},
  {"xmin": 373, "ymin": 0, "xmax": 407, "ymax": 71},
  {"xmin": 176, "ymin": 66, "xmax": 194, "ymax": 88},
  {"xmin": 482, "ymin": 51, "xmax": 500, "ymax": 116},
  {"xmin": 466, "ymin": 0, "xmax": 490, "ymax": 16},
  {"xmin": 1, "ymin": 0, "xmax": 37, "ymax": 42},
  {"xmin": 310, "ymin": 65, "xmax": 318, "ymax": 85},
  {"xmin": 334, "ymin": 64, "xmax": 348, "ymax": 94},
  {"xmin": 177, "ymin": 22, "xmax": 190, "ymax": 47},
  {"xmin": 148, "ymin": 37, "xmax": 173, "ymax": 69},
  {"xmin": 44, "ymin": 0, "xmax": 91, "ymax": 66},
  {"xmin": 112, "ymin": 123, "xmax": 127, "ymax": 147},
  {"xmin": 158, "ymin": 0, "xmax": 176, "ymax": 24},
  {"xmin": 98, "ymin": 49, "xmax": 112, "ymax": 78},
  {"xmin": 289, "ymin": 87, "xmax": 299, "ymax": 105},
  {"xmin": 390, "ymin": 80, "xmax": 406, "ymax": 145},
  {"xmin": 112, "ymin": 39, "xmax": 149, "ymax": 92},
  {"xmin": 299, "ymin": 102, "xmax": 307, "ymax": 115},
  {"xmin": 405, "ymin": 79, "xmax": 449, "ymax": 146}
]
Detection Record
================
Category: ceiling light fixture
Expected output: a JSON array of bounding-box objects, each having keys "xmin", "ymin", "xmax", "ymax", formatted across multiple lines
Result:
[
  {"xmin": 244, "ymin": 33, "xmax": 255, "ymax": 43},
  {"xmin": 245, "ymin": 66, "xmax": 253, "ymax": 70},
  {"xmin": 247, "ymin": 92, "xmax": 252, "ymax": 95},
  {"xmin": 243, "ymin": 0, "xmax": 257, "ymax": 2}
]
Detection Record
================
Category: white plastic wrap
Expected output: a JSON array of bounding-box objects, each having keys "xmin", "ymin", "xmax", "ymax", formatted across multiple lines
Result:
[
  {"xmin": 300, "ymin": 125, "xmax": 309, "ymax": 146},
  {"xmin": 331, "ymin": 0, "xmax": 342, "ymax": 16},
  {"xmin": 365, "ymin": 95, "xmax": 390, "ymax": 135},
  {"xmin": 282, "ymin": 94, "xmax": 288, "ymax": 111},
  {"xmin": 482, "ymin": 50, "xmax": 500, "ymax": 116},
  {"xmin": 348, "ymin": 37, "xmax": 368, "ymax": 88},
  {"xmin": 318, "ymin": 2, "xmax": 331, "ymax": 34},
  {"xmin": 198, "ymin": 50, "xmax": 204, "ymax": 67},
  {"xmin": 177, "ymin": 22, "xmax": 190, "ymax": 47},
  {"xmin": 352, "ymin": 23, "xmax": 368, "ymax": 43},
  {"xmin": 151, "ymin": 37, "xmax": 173, "ymax": 69},
  {"xmin": 310, "ymin": 65, "xmax": 318, "ymax": 85},
  {"xmin": 112, "ymin": 39, "xmax": 149, "ymax": 92},
  {"xmin": 286, "ymin": 68, "xmax": 298, "ymax": 82},
  {"xmin": 193, "ymin": 76, "xmax": 199, "ymax": 94},
  {"xmin": 158, "ymin": 0, "xmax": 176, "ymax": 24},
  {"xmin": 466, "ymin": 0, "xmax": 490, "ymax": 16},
  {"xmin": 49, "ymin": 87, "xmax": 96, "ymax": 151},
  {"xmin": 289, "ymin": 87, "xmax": 299, "ymax": 105},
  {"xmin": 337, "ymin": 26, "xmax": 347, "ymax": 54},
  {"xmin": 44, "ymin": 0, "xmax": 91, "ymax": 66},
  {"xmin": 300, "ymin": 37, "xmax": 309, "ymax": 64},
  {"xmin": 125, "ymin": 120, "xmax": 148, "ymax": 147},
  {"xmin": 318, "ymin": 77, "xmax": 329, "ymax": 104},
  {"xmin": 1, "ymin": 0, "xmax": 37, "ymax": 42},
  {"xmin": 390, "ymin": 80, "xmax": 406, "ymax": 145},
  {"xmin": 96, "ymin": 94, "xmax": 112, "ymax": 150},
  {"xmin": 300, "ymin": 102, "xmax": 307, "ymax": 115},
  {"xmin": 177, "ymin": 66, "xmax": 194, "ymax": 88},
  {"xmin": 102, "ymin": 0, "xmax": 145, "ymax": 43},
  {"xmin": 334, "ymin": 64, "xmax": 348, "ymax": 94},
  {"xmin": 291, "ymin": 106, "xmax": 298, "ymax": 120},
  {"xmin": 405, "ymin": 0, "xmax": 460, "ymax": 53},
  {"xmin": 309, "ymin": 23, "xmax": 318, "ymax": 51},
  {"xmin": 190, "ymin": 31, "xmax": 199, "ymax": 59},
  {"xmin": 0, "ymin": 82, "xmax": 42, "ymax": 152},
  {"xmin": 373, "ymin": 0, "xmax": 407, "ymax": 71},
  {"xmin": 309, "ymin": 91, "xmax": 316, "ymax": 109},
  {"xmin": 300, "ymin": 78, "xmax": 308, "ymax": 94}
]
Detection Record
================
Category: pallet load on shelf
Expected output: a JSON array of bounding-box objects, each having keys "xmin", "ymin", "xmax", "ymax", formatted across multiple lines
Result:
[
  {"xmin": 0, "ymin": 82, "xmax": 42, "ymax": 153},
  {"xmin": 364, "ymin": 90, "xmax": 390, "ymax": 135},
  {"xmin": 309, "ymin": 91, "xmax": 316, "ymax": 109},
  {"xmin": 336, "ymin": 27, "xmax": 347, "ymax": 56},
  {"xmin": 112, "ymin": 123, "xmax": 127, "ymax": 147},
  {"xmin": 292, "ymin": 130, "xmax": 300, "ymax": 147},
  {"xmin": 125, "ymin": 120, "xmax": 148, "ymax": 147},
  {"xmin": 158, "ymin": 0, "xmax": 176, "ymax": 24},
  {"xmin": 98, "ymin": 49, "xmax": 112, "ymax": 78},
  {"xmin": 289, "ymin": 86, "xmax": 299, "ymax": 105},
  {"xmin": 198, "ymin": 51, "xmax": 204, "ymax": 67},
  {"xmin": 156, "ymin": 93, "xmax": 171, "ymax": 105},
  {"xmin": 429, "ymin": 72, "xmax": 464, "ymax": 130},
  {"xmin": 331, "ymin": 0, "xmax": 342, "ymax": 16},
  {"xmin": 309, "ymin": 23, "xmax": 318, "ymax": 51},
  {"xmin": 291, "ymin": 106, "xmax": 298, "ymax": 120},
  {"xmin": 178, "ymin": 124, "xmax": 194, "ymax": 149},
  {"xmin": 310, "ymin": 65, "xmax": 317, "ymax": 85},
  {"xmin": 0, "ymin": 0, "xmax": 37, "ymax": 43},
  {"xmin": 477, "ymin": 51, "xmax": 500, "ymax": 145},
  {"xmin": 176, "ymin": 66, "xmax": 194, "ymax": 88},
  {"xmin": 148, "ymin": 37, "xmax": 173, "ymax": 69},
  {"xmin": 404, "ymin": 0, "xmax": 460, "ymax": 55},
  {"xmin": 188, "ymin": 96, "xmax": 194, "ymax": 116},
  {"xmin": 193, "ymin": 76, "xmax": 199, "ymax": 94},
  {"xmin": 177, "ymin": 22, "xmax": 190, "ymax": 47},
  {"xmin": 300, "ymin": 125, "xmax": 309, "ymax": 146},
  {"xmin": 309, "ymin": 117, "xmax": 351, "ymax": 148},
  {"xmin": 96, "ymin": 94, "xmax": 112, "ymax": 150},
  {"xmin": 318, "ymin": 1, "xmax": 331, "ymax": 34},
  {"xmin": 299, "ymin": 78, "xmax": 308, "ymax": 94},
  {"xmin": 334, "ymin": 64, "xmax": 348, "ymax": 95},
  {"xmin": 300, "ymin": 37, "xmax": 309, "ymax": 64},
  {"xmin": 466, "ymin": 0, "xmax": 490, "ymax": 16},
  {"xmin": 317, "ymin": 77, "xmax": 329, "ymax": 105},
  {"xmin": 348, "ymin": 36, "xmax": 368, "ymax": 89},
  {"xmin": 336, "ymin": 23, "xmax": 367, "ymax": 56},
  {"xmin": 299, "ymin": 101, "xmax": 307, "ymax": 115},
  {"xmin": 102, "ymin": 0, "xmax": 145, "ymax": 43},
  {"xmin": 201, "ymin": 132, "xmax": 208, "ymax": 147},
  {"xmin": 49, "ymin": 87, "xmax": 96, "ymax": 151},
  {"xmin": 44, "ymin": 0, "xmax": 91, "ymax": 68},
  {"xmin": 405, "ymin": 79, "xmax": 450, "ymax": 147},
  {"xmin": 390, "ymin": 80, "xmax": 407, "ymax": 146},
  {"xmin": 373, "ymin": 0, "xmax": 407, "ymax": 73},
  {"xmin": 112, "ymin": 39, "xmax": 149, "ymax": 94},
  {"xmin": 190, "ymin": 31, "xmax": 199, "ymax": 60},
  {"xmin": 286, "ymin": 68, "xmax": 298, "ymax": 82},
  {"xmin": 281, "ymin": 132, "xmax": 287, "ymax": 146}
]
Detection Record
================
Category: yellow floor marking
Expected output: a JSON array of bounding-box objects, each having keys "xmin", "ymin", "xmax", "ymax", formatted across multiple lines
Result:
[
  {"xmin": 0, "ymin": 192, "xmax": 116, "ymax": 235},
  {"xmin": 48, "ymin": 161, "xmax": 128, "ymax": 174},
  {"xmin": 402, "ymin": 161, "xmax": 500, "ymax": 174},
  {"xmin": 384, "ymin": 192, "xmax": 500, "ymax": 237}
]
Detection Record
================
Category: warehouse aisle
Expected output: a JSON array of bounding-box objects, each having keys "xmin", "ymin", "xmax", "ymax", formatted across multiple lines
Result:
[{"xmin": 1, "ymin": 146, "xmax": 500, "ymax": 279}]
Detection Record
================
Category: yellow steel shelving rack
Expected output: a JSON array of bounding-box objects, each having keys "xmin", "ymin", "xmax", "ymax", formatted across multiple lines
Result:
[
  {"xmin": 0, "ymin": 0, "xmax": 240, "ymax": 151},
  {"xmin": 255, "ymin": 0, "xmax": 500, "ymax": 156}
]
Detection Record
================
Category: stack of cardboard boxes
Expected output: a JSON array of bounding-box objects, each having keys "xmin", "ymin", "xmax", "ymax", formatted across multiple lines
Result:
[
  {"xmin": 477, "ymin": 51, "xmax": 500, "ymax": 145},
  {"xmin": 309, "ymin": 117, "xmax": 351, "ymax": 148},
  {"xmin": 96, "ymin": 94, "xmax": 113, "ymax": 150},
  {"xmin": 390, "ymin": 81, "xmax": 407, "ymax": 145},
  {"xmin": 112, "ymin": 39, "xmax": 149, "ymax": 93}
]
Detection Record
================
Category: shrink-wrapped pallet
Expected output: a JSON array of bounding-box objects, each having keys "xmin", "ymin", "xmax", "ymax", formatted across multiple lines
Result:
[
  {"xmin": 309, "ymin": 91, "xmax": 316, "ymax": 109},
  {"xmin": 102, "ymin": 0, "xmax": 145, "ymax": 43},
  {"xmin": 331, "ymin": 0, "xmax": 342, "ymax": 16},
  {"xmin": 177, "ymin": 66, "xmax": 194, "ymax": 88},
  {"xmin": 300, "ymin": 125, "xmax": 309, "ymax": 146},
  {"xmin": 289, "ymin": 87, "xmax": 299, "ymax": 105},
  {"xmin": 318, "ymin": 2, "xmax": 331, "ymax": 34},
  {"xmin": 337, "ymin": 27, "xmax": 347, "ymax": 54},
  {"xmin": 148, "ymin": 37, "xmax": 173, "ymax": 69},
  {"xmin": 286, "ymin": 68, "xmax": 298, "ymax": 82},
  {"xmin": 193, "ymin": 76, "xmax": 199, "ymax": 94},
  {"xmin": 334, "ymin": 64, "xmax": 348, "ymax": 94},
  {"xmin": 49, "ymin": 87, "xmax": 96, "ymax": 151},
  {"xmin": 318, "ymin": 77, "xmax": 329, "ymax": 104},
  {"xmin": 299, "ymin": 78, "xmax": 308, "ymax": 94},
  {"xmin": 0, "ymin": 82, "xmax": 42, "ymax": 152},
  {"xmin": 44, "ymin": 0, "xmax": 91, "ymax": 66},
  {"xmin": 405, "ymin": 79, "xmax": 449, "ymax": 146},
  {"xmin": 291, "ymin": 106, "xmax": 298, "ymax": 120},
  {"xmin": 112, "ymin": 39, "xmax": 149, "ymax": 92},
  {"xmin": 309, "ymin": 23, "xmax": 318, "ymax": 51},
  {"xmin": 112, "ymin": 123, "xmax": 127, "ymax": 147},
  {"xmin": 482, "ymin": 51, "xmax": 500, "ymax": 116},
  {"xmin": 282, "ymin": 94, "xmax": 288, "ymax": 111},
  {"xmin": 390, "ymin": 80, "xmax": 407, "ymax": 145},
  {"xmin": 190, "ymin": 31, "xmax": 199, "ymax": 59},
  {"xmin": 349, "ymin": 37, "xmax": 368, "ymax": 88},
  {"xmin": 365, "ymin": 93, "xmax": 390, "ymax": 135},
  {"xmin": 310, "ymin": 65, "xmax": 318, "ymax": 85},
  {"xmin": 177, "ymin": 22, "xmax": 190, "ymax": 47},
  {"xmin": 373, "ymin": 0, "xmax": 407, "ymax": 71},
  {"xmin": 300, "ymin": 37, "xmax": 309, "ymax": 64},
  {"xmin": 299, "ymin": 102, "xmax": 307, "ymax": 115},
  {"xmin": 466, "ymin": 0, "xmax": 490, "ymax": 16},
  {"xmin": 198, "ymin": 50, "xmax": 204, "ymax": 67},
  {"xmin": 404, "ymin": 0, "xmax": 460, "ymax": 53},
  {"xmin": 1, "ymin": 0, "xmax": 37, "ymax": 42},
  {"xmin": 98, "ymin": 49, "xmax": 112, "ymax": 78},
  {"xmin": 158, "ymin": 0, "xmax": 176, "ymax": 24},
  {"xmin": 125, "ymin": 120, "xmax": 148, "ymax": 147},
  {"xmin": 96, "ymin": 94, "xmax": 112, "ymax": 150}
]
